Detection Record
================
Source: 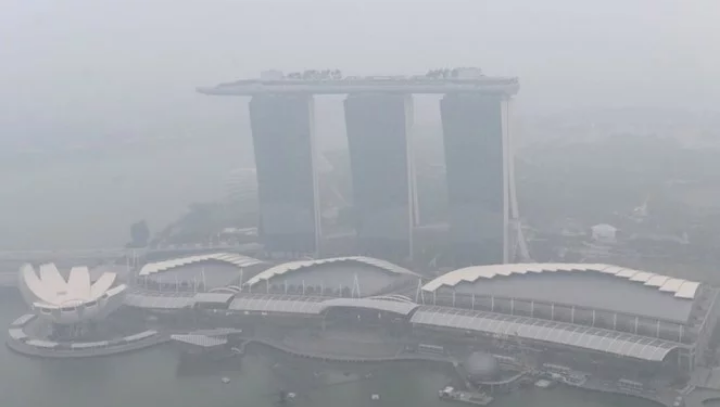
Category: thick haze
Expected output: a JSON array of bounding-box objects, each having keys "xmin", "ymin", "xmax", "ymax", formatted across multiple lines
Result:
[
  {"xmin": 2, "ymin": 0, "xmax": 719, "ymax": 140},
  {"xmin": 1, "ymin": 0, "xmax": 719, "ymax": 250}
]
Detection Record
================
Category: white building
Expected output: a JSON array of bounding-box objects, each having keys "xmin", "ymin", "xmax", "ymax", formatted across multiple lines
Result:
[
  {"xmin": 18, "ymin": 263, "xmax": 127, "ymax": 325},
  {"xmin": 591, "ymin": 223, "xmax": 618, "ymax": 244}
]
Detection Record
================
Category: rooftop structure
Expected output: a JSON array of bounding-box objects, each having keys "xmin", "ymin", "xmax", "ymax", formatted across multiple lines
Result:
[
  {"xmin": 417, "ymin": 262, "xmax": 719, "ymax": 372},
  {"xmin": 422, "ymin": 263, "xmax": 701, "ymax": 297},
  {"xmin": 138, "ymin": 252, "xmax": 266, "ymax": 291},
  {"xmin": 244, "ymin": 256, "xmax": 420, "ymax": 297},
  {"xmin": 19, "ymin": 263, "xmax": 127, "ymax": 324},
  {"xmin": 139, "ymin": 252, "xmax": 264, "ymax": 276},
  {"xmin": 421, "ymin": 263, "xmax": 701, "ymax": 324},
  {"xmin": 197, "ymin": 68, "xmax": 518, "ymax": 96}
]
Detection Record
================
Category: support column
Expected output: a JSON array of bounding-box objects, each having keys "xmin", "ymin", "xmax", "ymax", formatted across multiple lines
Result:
[
  {"xmin": 440, "ymin": 93, "xmax": 511, "ymax": 266},
  {"xmin": 503, "ymin": 98, "xmax": 530, "ymax": 262},
  {"xmin": 249, "ymin": 94, "xmax": 320, "ymax": 255},
  {"xmin": 344, "ymin": 93, "xmax": 415, "ymax": 261}
]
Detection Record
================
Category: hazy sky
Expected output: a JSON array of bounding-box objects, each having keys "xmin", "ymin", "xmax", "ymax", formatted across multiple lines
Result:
[
  {"xmin": 1, "ymin": 0, "xmax": 719, "ymax": 141},
  {"xmin": 1, "ymin": 0, "xmax": 719, "ymax": 249}
]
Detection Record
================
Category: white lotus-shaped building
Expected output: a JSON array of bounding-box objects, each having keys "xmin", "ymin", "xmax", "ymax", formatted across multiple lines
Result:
[{"xmin": 18, "ymin": 263, "xmax": 127, "ymax": 324}]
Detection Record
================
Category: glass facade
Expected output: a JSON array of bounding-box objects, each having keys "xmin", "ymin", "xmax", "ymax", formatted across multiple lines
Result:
[
  {"xmin": 249, "ymin": 95, "xmax": 318, "ymax": 254},
  {"xmin": 440, "ymin": 93, "xmax": 506, "ymax": 266},
  {"xmin": 411, "ymin": 306, "xmax": 679, "ymax": 362},
  {"xmin": 344, "ymin": 94, "xmax": 414, "ymax": 261}
]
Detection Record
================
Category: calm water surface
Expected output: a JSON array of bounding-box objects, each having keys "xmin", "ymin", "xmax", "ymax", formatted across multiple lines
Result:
[{"xmin": 0, "ymin": 293, "xmax": 657, "ymax": 407}]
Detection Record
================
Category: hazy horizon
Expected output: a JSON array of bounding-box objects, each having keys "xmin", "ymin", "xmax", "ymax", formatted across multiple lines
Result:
[{"xmin": 2, "ymin": 0, "xmax": 720, "ymax": 143}]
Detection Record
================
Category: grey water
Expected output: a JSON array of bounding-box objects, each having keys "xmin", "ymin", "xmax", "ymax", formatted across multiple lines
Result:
[{"xmin": 0, "ymin": 292, "xmax": 657, "ymax": 407}]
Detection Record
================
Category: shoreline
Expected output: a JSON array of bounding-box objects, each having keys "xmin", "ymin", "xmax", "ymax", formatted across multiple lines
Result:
[{"xmin": 6, "ymin": 314, "xmax": 678, "ymax": 407}]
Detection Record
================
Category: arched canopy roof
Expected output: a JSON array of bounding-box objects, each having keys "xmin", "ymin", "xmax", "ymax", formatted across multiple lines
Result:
[
  {"xmin": 139, "ymin": 253, "xmax": 264, "ymax": 276},
  {"xmin": 411, "ymin": 306, "xmax": 681, "ymax": 362},
  {"xmin": 244, "ymin": 256, "xmax": 419, "ymax": 287},
  {"xmin": 422, "ymin": 263, "xmax": 700, "ymax": 299},
  {"xmin": 421, "ymin": 263, "xmax": 701, "ymax": 324}
]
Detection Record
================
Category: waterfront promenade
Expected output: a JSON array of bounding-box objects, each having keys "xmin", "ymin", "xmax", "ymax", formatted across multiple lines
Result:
[
  {"xmin": 8, "ymin": 314, "xmax": 719, "ymax": 407},
  {"xmin": 6, "ymin": 333, "xmax": 169, "ymax": 358},
  {"xmin": 248, "ymin": 335, "xmax": 453, "ymax": 364}
]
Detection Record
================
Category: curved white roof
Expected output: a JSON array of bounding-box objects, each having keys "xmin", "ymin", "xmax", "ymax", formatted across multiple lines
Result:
[
  {"xmin": 19, "ymin": 263, "xmax": 127, "ymax": 324},
  {"xmin": 245, "ymin": 256, "xmax": 419, "ymax": 287},
  {"xmin": 421, "ymin": 263, "xmax": 701, "ymax": 299},
  {"xmin": 139, "ymin": 252, "xmax": 263, "ymax": 276}
]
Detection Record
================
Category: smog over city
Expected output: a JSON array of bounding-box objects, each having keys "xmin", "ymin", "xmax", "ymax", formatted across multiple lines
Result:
[{"xmin": 1, "ymin": 1, "xmax": 720, "ymax": 407}]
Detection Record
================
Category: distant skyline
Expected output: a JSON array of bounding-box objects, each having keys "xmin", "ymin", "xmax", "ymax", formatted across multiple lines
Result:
[
  {"xmin": 1, "ymin": 0, "xmax": 719, "ymax": 250},
  {"xmin": 2, "ymin": 0, "xmax": 719, "ymax": 143}
]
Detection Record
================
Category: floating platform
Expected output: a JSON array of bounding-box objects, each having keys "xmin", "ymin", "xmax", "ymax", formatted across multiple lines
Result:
[
  {"xmin": 171, "ymin": 333, "xmax": 245, "ymax": 375},
  {"xmin": 439, "ymin": 386, "xmax": 494, "ymax": 406},
  {"xmin": 534, "ymin": 379, "xmax": 556, "ymax": 389}
]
